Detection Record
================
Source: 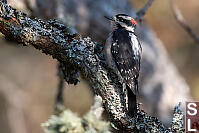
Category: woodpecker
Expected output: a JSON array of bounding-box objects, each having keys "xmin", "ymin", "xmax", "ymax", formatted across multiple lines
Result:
[{"xmin": 104, "ymin": 14, "xmax": 142, "ymax": 116}]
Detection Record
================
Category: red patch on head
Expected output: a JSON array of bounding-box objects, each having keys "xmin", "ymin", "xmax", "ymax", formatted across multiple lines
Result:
[{"xmin": 131, "ymin": 18, "xmax": 137, "ymax": 25}]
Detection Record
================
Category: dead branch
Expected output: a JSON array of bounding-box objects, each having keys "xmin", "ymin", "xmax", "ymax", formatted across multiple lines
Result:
[
  {"xmin": 136, "ymin": 0, "xmax": 155, "ymax": 21},
  {"xmin": 170, "ymin": 0, "xmax": 199, "ymax": 43},
  {"xmin": 0, "ymin": 1, "xmax": 184, "ymax": 132},
  {"xmin": 54, "ymin": 62, "xmax": 65, "ymax": 114}
]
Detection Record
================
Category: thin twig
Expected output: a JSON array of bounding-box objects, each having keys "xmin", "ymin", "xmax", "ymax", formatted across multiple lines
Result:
[
  {"xmin": 54, "ymin": 62, "xmax": 65, "ymax": 114},
  {"xmin": 136, "ymin": 0, "xmax": 155, "ymax": 21},
  {"xmin": 170, "ymin": 0, "xmax": 199, "ymax": 43}
]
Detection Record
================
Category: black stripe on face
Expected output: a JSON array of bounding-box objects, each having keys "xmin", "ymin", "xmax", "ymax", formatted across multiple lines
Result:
[{"xmin": 117, "ymin": 17, "xmax": 132, "ymax": 26}]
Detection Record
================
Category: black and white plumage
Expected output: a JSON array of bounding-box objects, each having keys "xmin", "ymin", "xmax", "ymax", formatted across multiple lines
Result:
[{"xmin": 104, "ymin": 14, "xmax": 142, "ymax": 116}]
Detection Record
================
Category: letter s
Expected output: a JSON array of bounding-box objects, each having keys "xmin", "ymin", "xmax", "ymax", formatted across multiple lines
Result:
[{"xmin": 187, "ymin": 103, "xmax": 197, "ymax": 116}]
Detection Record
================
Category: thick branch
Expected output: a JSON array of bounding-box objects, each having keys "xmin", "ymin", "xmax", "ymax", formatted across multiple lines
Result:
[
  {"xmin": 170, "ymin": 0, "xmax": 199, "ymax": 43},
  {"xmin": 0, "ymin": 1, "xmax": 131, "ymax": 131},
  {"xmin": 0, "ymin": 1, "xmax": 184, "ymax": 132}
]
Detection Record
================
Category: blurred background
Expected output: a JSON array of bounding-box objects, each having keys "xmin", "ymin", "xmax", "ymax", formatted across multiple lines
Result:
[
  {"xmin": 135, "ymin": 0, "xmax": 199, "ymax": 99},
  {"xmin": 0, "ymin": 0, "xmax": 198, "ymax": 133}
]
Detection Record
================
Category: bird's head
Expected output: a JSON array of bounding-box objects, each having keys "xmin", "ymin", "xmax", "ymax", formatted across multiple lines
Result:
[{"xmin": 105, "ymin": 14, "xmax": 137, "ymax": 32}]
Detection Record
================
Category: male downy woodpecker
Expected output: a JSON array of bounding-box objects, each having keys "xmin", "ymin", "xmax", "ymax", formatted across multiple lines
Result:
[{"xmin": 104, "ymin": 14, "xmax": 142, "ymax": 116}]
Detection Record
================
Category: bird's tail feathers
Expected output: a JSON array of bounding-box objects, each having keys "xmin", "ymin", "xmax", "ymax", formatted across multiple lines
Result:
[{"xmin": 127, "ymin": 85, "xmax": 137, "ymax": 117}]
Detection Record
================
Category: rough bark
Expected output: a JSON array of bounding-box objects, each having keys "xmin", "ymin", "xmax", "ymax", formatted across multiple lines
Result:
[{"xmin": 0, "ymin": 1, "xmax": 185, "ymax": 132}]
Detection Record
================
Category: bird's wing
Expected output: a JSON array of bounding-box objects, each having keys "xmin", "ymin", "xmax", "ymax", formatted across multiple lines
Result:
[
  {"xmin": 111, "ymin": 37, "xmax": 141, "ymax": 93},
  {"xmin": 104, "ymin": 33, "xmax": 115, "ymax": 69}
]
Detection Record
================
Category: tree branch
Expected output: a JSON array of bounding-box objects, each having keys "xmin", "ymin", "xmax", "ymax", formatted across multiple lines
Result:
[
  {"xmin": 0, "ymin": 1, "xmax": 184, "ymax": 132},
  {"xmin": 0, "ymin": 1, "xmax": 131, "ymax": 131},
  {"xmin": 170, "ymin": 0, "xmax": 199, "ymax": 43},
  {"xmin": 54, "ymin": 62, "xmax": 65, "ymax": 114},
  {"xmin": 136, "ymin": 0, "xmax": 155, "ymax": 21}
]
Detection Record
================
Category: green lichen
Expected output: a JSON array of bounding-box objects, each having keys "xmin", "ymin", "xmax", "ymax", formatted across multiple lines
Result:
[{"xmin": 42, "ymin": 110, "xmax": 110, "ymax": 133}]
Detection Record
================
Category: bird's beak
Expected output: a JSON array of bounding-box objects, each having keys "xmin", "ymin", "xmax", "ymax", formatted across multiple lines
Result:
[{"xmin": 104, "ymin": 16, "xmax": 114, "ymax": 21}]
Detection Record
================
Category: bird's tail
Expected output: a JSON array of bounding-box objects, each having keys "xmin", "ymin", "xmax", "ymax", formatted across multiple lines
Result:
[{"xmin": 127, "ymin": 85, "xmax": 137, "ymax": 117}]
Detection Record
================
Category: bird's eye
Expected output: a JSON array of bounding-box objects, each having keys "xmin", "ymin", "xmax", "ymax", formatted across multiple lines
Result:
[{"xmin": 118, "ymin": 18, "xmax": 123, "ymax": 22}]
